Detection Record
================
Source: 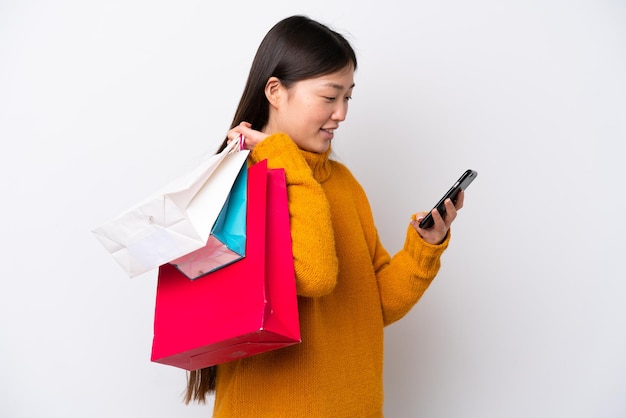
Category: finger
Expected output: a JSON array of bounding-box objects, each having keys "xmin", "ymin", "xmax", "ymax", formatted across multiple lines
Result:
[
  {"xmin": 454, "ymin": 190, "xmax": 465, "ymax": 210},
  {"xmin": 430, "ymin": 207, "xmax": 445, "ymax": 228},
  {"xmin": 238, "ymin": 123, "xmax": 256, "ymax": 140},
  {"xmin": 226, "ymin": 130, "xmax": 241, "ymax": 142},
  {"xmin": 445, "ymin": 197, "xmax": 457, "ymax": 219},
  {"xmin": 443, "ymin": 199, "xmax": 461, "ymax": 228},
  {"xmin": 409, "ymin": 212, "xmax": 427, "ymax": 230},
  {"xmin": 227, "ymin": 122, "xmax": 253, "ymax": 141}
]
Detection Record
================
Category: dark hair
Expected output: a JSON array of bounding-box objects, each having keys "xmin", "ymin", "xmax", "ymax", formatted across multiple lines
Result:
[
  {"xmin": 185, "ymin": 16, "xmax": 356, "ymax": 404},
  {"xmin": 217, "ymin": 14, "xmax": 357, "ymax": 152}
]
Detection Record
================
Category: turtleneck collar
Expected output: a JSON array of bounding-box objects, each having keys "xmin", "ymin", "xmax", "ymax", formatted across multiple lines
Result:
[{"xmin": 300, "ymin": 146, "xmax": 332, "ymax": 183}]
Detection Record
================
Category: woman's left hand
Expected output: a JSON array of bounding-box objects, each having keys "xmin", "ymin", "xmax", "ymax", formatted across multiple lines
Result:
[
  {"xmin": 410, "ymin": 190, "xmax": 464, "ymax": 245},
  {"xmin": 226, "ymin": 121, "xmax": 268, "ymax": 150}
]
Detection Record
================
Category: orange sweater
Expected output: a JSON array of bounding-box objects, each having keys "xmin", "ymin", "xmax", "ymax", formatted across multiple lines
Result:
[{"xmin": 213, "ymin": 133, "xmax": 450, "ymax": 417}]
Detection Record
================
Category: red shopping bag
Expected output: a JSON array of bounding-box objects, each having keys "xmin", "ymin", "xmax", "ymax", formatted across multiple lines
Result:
[{"xmin": 150, "ymin": 160, "xmax": 301, "ymax": 370}]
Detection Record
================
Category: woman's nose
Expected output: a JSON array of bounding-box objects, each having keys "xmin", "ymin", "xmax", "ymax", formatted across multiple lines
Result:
[{"xmin": 332, "ymin": 102, "xmax": 348, "ymax": 121}]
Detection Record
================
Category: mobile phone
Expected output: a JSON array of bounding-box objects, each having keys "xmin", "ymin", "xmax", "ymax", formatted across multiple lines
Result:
[{"xmin": 418, "ymin": 169, "xmax": 478, "ymax": 229}]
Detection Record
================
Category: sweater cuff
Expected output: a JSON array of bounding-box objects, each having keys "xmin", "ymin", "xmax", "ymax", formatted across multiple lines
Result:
[{"xmin": 404, "ymin": 223, "xmax": 451, "ymax": 277}]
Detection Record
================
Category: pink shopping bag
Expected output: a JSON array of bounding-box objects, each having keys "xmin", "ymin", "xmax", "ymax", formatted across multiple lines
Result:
[{"xmin": 150, "ymin": 160, "xmax": 301, "ymax": 370}]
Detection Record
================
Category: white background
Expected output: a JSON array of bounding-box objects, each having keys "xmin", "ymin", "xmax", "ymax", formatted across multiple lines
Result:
[{"xmin": 1, "ymin": 1, "xmax": 625, "ymax": 417}]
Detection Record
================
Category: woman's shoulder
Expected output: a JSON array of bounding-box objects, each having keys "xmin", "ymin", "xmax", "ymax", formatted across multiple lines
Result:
[
  {"xmin": 328, "ymin": 159, "xmax": 367, "ymax": 191},
  {"xmin": 329, "ymin": 158, "xmax": 357, "ymax": 179}
]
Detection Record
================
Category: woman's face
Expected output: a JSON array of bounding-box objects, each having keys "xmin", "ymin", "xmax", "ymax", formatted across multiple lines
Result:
[{"xmin": 264, "ymin": 65, "xmax": 355, "ymax": 153}]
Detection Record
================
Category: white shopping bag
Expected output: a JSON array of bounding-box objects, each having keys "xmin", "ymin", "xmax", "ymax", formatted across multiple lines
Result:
[{"xmin": 92, "ymin": 138, "xmax": 249, "ymax": 278}]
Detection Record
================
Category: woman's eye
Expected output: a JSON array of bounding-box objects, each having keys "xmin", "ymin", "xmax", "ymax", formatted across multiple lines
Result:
[{"xmin": 323, "ymin": 95, "xmax": 352, "ymax": 102}]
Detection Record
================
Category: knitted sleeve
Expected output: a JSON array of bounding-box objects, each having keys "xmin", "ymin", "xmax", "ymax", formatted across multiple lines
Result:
[
  {"xmin": 348, "ymin": 168, "xmax": 450, "ymax": 325},
  {"xmin": 377, "ymin": 227, "xmax": 450, "ymax": 325},
  {"xmin": 249, "ymin": 133, "xmax": 339, "ymax": 297}
]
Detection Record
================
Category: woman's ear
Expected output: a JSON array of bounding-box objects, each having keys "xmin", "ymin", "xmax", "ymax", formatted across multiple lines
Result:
[{"xmin": 265, "ymin": 77, "xmax": 282, "ymax": 108}]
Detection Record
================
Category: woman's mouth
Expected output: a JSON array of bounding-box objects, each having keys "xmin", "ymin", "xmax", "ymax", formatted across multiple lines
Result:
[
  {"xmin": 320, "ymin": 128, "xmax": 336, "ymax": 139},
  {"xmin": 320, "ymin": 128, "xmax": 335, "ymax": 140}
]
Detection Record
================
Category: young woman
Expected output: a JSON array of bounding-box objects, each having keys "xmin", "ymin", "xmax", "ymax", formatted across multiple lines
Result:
[{"xmin": 186, "ymin": 15, "xmax": 464, "ymax": 417}]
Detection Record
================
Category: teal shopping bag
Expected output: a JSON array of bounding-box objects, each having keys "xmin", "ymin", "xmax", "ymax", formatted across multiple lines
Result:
[
  {"xmin": 170, "ymin": 163, "xmax": 247, "ymax": 279},
  {"xmin": 211, "ymin": 163, "xmax": 247, "ymax": 257}
]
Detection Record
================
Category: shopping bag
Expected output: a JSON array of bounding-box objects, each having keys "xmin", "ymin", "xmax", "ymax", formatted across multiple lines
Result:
[
  {"xmin": 92, "ymin": 138, "xmax": 249, "ymax": 278},
  {"xmin": 169, "ymin": 161, "xmax": 247, "ymax": 279},
  {"xmin": 151, "ymin": 160, "xmax": 301, "ymax": 371}
]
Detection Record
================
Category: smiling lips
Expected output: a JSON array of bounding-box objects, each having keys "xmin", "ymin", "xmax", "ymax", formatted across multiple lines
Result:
[{"xmin": 320, "ymin": 128, "xmax": 335, "ymax": 140}]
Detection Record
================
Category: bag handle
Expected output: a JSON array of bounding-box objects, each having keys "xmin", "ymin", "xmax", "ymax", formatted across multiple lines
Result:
[{"xmin": 224, "ymin": 134, "xmax": 247, "ymax": 154}]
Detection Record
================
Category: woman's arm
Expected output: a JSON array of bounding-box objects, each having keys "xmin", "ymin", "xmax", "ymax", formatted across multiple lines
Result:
[
  {"xmin": 349, "ymin": 175, "xmax": 450, "ymax": 325},
  {"xmin": 249, "ymin": 133, "xmax": 339, "ymax": 297}
]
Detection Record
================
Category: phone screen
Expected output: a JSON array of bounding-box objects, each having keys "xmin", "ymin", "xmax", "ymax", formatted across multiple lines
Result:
[{"xmin": 418, "ymin": 169, "xmax": 477, "ymax": 229}]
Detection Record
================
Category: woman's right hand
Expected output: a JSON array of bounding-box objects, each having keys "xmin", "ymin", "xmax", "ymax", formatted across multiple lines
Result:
[{"xmin": 227, "ymin": 121, "xmax": 268, "ymax": 151}]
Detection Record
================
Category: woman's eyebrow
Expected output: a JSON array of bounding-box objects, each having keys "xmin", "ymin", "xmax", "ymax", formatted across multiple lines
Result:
[{"xmin": 325, "ymin": 82, "xmax": 356, "ymax": 90}]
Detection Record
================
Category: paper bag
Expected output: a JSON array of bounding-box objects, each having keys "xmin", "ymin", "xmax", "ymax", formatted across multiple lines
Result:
[
  {"xmin": 151, "ymin": 160, "xmax": 301, "ymax": 370},
  {"xmin": 92, "ymin": 139, "xmax": 249, "ymax": 278},
  {"xmin": 169, "ymin": 161, "xmax": 247, "ymax": 279}
]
